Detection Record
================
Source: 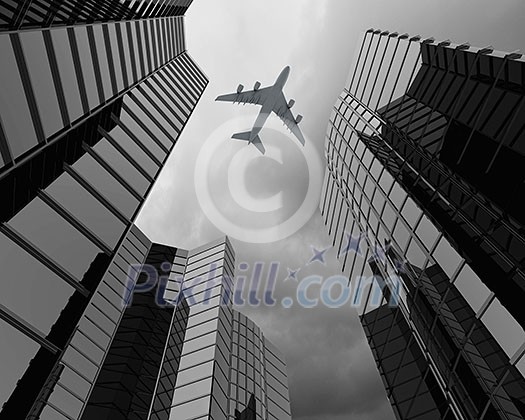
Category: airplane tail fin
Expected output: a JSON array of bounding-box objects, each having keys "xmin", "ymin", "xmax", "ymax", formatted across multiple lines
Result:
[
  {"xmin": 231, "ymin": 132, "xmax": 265, "ymax": 154},
  {"xmin": 231, "ymin": 131, "xmax": 252, "ymax": 141}
]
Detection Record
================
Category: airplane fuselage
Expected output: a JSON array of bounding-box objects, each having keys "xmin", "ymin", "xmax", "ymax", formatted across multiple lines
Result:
[{"xmin": 249, "ymin": 66, "xmax": 290, "ymax": 142}]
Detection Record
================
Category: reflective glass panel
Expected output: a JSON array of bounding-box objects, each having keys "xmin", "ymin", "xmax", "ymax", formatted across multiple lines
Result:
[
  {"xmin": 73, "ymin": 153, "xmax": 139, "ymax": 218},
  {"xmin": 127, "ymin": 22, "xmax": 142, "ymax": 81},
  {"xmin": 74, "ymin": 26, "xmax": 99, "ymax": 110},
  {"xmin": 167, "ymin": 64, "xmax": 197, "ymax": 105},
  {"xmin": 70, "ymin": 331, "xmax": 104, "ymax": 366},
  {"xmin": 0, "ymin": 233, "xmax": 76, "ymax": 334},
  {"xmin": 62, "ymin": 345, "xmax": 98, "ymax": 379},
  {"xmin": 50, "ymin": 28, "xmax": 83, "ymax": 121},
  {"xmin": 109, "ymin": 126, "xmax": 158, "ymax": 177},
  {"xmin": 142, "ymin": 81, "xmax": 183, "ymax": 135},
  {"xmin": 169, "ymin": 396, "xmax": 210, "ymax": 419},
  {"xmin": 135, "ymin": 20, "xmax": 148, "ymax": 75},
  {"xmin": 401, "ymin": 197, "xmax": 422, "ymax": 227},
  {"xmin": 39, "ymin": 404, "xmax": 69, "ymax": 420},
  {"xmin": 392, "ymin": 220, "xmax": 410, "ymax": 251},
  {"xmin": 382, "ymin": 39, "xmax": 421, "ymax": 108},
  {"xmin": 9, "ymin": 197, "xmax": 102, "ymax": 279},
  {"xmin": 107, "ymin": 24, "xmax": 124, "ymax": 91},
  {"xmin": 57, "ymin": 365, "xmax": 91, "ymax": 401},
  {"xmin": 123, "ymin": 95, "xmax": 172, "ymax": 149},
  {"xmin": 453, "ymin": 264, "xmax": 491, "ymax": 313},
  {"xmin": 117, "ymin": 23, "xmax": 133, "ymax": 85},
  {"xmin": 92, "ymin": 25, "xmax": 112, "ymax": 100},
  {"xmin": 47, "ymin": 384, "xmax": 83, "ymax": 419},
  {"xmin": 381, "ymin": 202, "xmax": 397, "ymax": 232},
  {"xmin": 372, "ymin": 36, "xmax": 399, "ymax": 111},
  {"xmin": 173, "ymin": 377, "xmax": 213, "ymax": 406},
  {"xmin": 362, "ymin": 35, "xmax": 388, "ymax": 108},
  {"xmin": 186, "ymin": 309, "xmax": 220, "ymax": 332},
  {"xmin": 20, "ymin": 31, "xmax": 62, "ymax": 138},
  {"xmin": 481, "ymin": 298, "xmax": 524, "ymax": 359},
  {"xmin": 354, "ymin": 34, "xmax": 377, "ymax": 101},
  {"xmin": 406, "ymin": 238, "xmax": 427, "ymax": 268},
  {"xmin": 432, "ymin": 236, "xmax": 463, "ymax": 279},
  {"xmin": 0, "ymin": 322, "xmax": 41, "ymax": 408},
  {"xmin": 415, "ymin": 215, "xmax": 440, "ymax": 252},
  {"xmin": 176, "ymin": 360, "xmax": 214, "ymax": 388},
  {"xmin": 46, "ymin": 172, "xmax": 126, "ymax": 248},
  {"xmin": 145, "ymin": 20, "xmax": 156, "ymax": 74},
  {"xmin": 0, "ymin": 35, "xmax": 38, "ymax": 158},
  {"xmin": 93, "ymin": 138, "xmax": 149, "ymax": 195},
  {"xmin": 389, "ymin": 182, "xmax": 407, "ymax": 210}
]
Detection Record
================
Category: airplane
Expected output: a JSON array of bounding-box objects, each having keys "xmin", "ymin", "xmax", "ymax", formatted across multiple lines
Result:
[{"xmin": 215, "ymin": 66, "xmax": 305, "ymax": 154}]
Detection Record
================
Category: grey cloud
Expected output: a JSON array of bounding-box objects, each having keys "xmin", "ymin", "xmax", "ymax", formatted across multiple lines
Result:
[{"xmin": 240, "ymin": 304, "xmax": 391, "ymax": 419}]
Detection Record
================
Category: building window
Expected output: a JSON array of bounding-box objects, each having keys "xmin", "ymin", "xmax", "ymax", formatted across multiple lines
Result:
[
  {"xmin": 9, "ymin": 196, "xmax": 103, "ymax": 279},
  {"xmin": 0, "ymin": 322, "xmax": 42, "ymax": 409},
  {"xmin": 481, "ymin": 298, "xmax": 524, "ymax": 359},
  {"xmin": 0, "ymin": 35, "xmax": 38, "ymax": 159},
  {"xmin": 453, "ymin": 264, "xmax": 491, "ymax": 313},
  {"xmin": 19, "ymin": 30, "xmax": 62, "ymax": 138},
  {"xmin": 432, "ymin": 236, "xmax": 463, "ymax": 279},
  {"xmin": 0, "ymin": 232, "xmax": 77, "ymax": 335}
]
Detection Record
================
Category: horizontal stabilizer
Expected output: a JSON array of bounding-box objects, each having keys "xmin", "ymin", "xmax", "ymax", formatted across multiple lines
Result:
[
  {"xmin": 232, "ymin": 131, "xmax": 252, "ymax": 141},
  {"xmin": 231, "ymin": 132, "xmax": 265, "ymax": 154}
]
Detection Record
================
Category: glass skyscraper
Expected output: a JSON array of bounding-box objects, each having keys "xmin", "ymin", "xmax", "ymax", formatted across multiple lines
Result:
[
  {"xmin": 77, "ymin": 235, "xmax": 291, "ymax": 420},
  {"xmin": 0, "ymin": 1, "xmax": 205, "ymax": 418},
  {"xmin": 321, "ymin": 29, "xmax": 525, "ymax": 419},
  {"xmin": 0, "ymin": 2, "xmax": 292, "ymax": 419}
]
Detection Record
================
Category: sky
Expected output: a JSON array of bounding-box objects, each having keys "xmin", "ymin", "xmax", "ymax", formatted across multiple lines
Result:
[{"xmin": 137, "ymin": 1, "xmax": 525, "ymax": 418}]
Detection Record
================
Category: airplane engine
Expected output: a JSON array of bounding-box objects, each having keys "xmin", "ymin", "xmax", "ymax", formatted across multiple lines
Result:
[
  {"xmin": 237, "ymin": 84, "xmax": 244, "ymax": 93},
  {"xmin": 295, "ymin": 115, "xmax": 303, "ymax": 124},
  {"xmin": 254, "ymin": 81, "xmax": 261, "ymax": 91},
  {"xmin": 288, "ymin": 99, "xmax": 295, "ymax": 108}
]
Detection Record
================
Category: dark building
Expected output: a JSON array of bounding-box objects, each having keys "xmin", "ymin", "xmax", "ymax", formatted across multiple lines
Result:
[
  {"xmin": 0, "ymin": 2, "xmax": 208, "ymax": 418},
  {"xmin": 321, "ymin": 29, "xmax": 525, "ymax": 419}
]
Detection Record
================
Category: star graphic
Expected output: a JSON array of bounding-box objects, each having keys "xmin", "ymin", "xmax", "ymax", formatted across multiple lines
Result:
[
  {"xmin": 393, "ymin": 258, "xmax": 408, "ymax": 274},
  {"xmin": 370, "ymin": 243, "xmax": 387, "ymax": 264},
  {"xmin": 338, "ymin": 232, "xmax": 364, "ymax": 258},
  {"xmin": 308, "ymin": 246, "xmax": 329, "ymax": 265},
  {"xmin": 285, "ymin": 267, "xmax": 300, "ymax": 282}
]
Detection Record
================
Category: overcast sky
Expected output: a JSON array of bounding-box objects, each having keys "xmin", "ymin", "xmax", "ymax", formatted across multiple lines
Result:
[{"xmin": 137, "ymin": 1, "xmax": 525, "ymax": 418}]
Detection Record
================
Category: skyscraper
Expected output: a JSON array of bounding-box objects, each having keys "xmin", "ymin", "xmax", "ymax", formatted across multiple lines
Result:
[
  {"xmin": 0, "ymin": 2, "xmax": 208, "ymax": 417},
  {"xmin": 321, "ymin": 29, "xmax": 525, "ymax": 419},
  {"xmin": 76, "ymin": 235, "xmax": 292, "ymax": 420}
]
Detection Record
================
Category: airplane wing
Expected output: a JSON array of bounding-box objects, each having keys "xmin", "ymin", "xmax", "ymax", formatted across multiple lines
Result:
[
  {"xmin": 273, "ymin": 93, "xmax": 305, "ymax": 145},
  {"xmin": 216, "ymin": 87, "xmax": 272, "ymax": 106}
]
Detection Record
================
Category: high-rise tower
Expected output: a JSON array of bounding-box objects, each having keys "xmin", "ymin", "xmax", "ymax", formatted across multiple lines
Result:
[
  {"xmin": 76, "ymin": 235, "xmax": 292, "ymax": 420},
  {"xmin": 0, "ymin": 1, "xmax": 208, "ymax": 417},
  {"xmin": 321, "ymin": 29, "xmax": 525, "ymax": 419}
]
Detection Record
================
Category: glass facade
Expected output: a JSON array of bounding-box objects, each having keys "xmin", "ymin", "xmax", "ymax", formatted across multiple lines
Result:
[
  {"xmin": 0, "ymin": 0, "xmax": 193, "ymax": 32},
  {"xmin": 81, "ymin": 243, "xmax": 184, "ymax": 420},
  {"xmin": 321, "ymin": 29, "xmax": 525, "ymax": 420},
  {"xmin": 0, "ymin": 3, "xmax": 208, "ymax": 418},
  {"xmin": 229, "ymin": 312, "xmax": 292, "ymax": 420},
  {"xmin": 73, "ymin": 236, "xmax": 291, "ymax": 420},
  {"xmin": 0, "ymin": 15, "xmax": 189, "ymax": 169}
]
